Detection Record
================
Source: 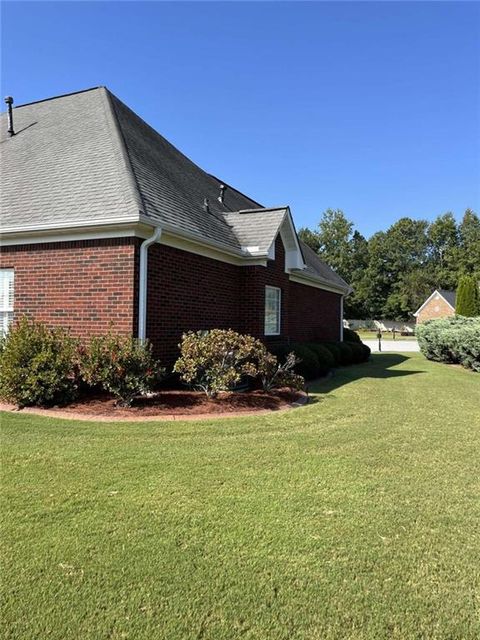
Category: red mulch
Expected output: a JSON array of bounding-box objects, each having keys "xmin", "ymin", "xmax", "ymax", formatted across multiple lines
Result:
[{"xmin": 47, "ymin": 389, "xmax": 303, "ymax": 418}]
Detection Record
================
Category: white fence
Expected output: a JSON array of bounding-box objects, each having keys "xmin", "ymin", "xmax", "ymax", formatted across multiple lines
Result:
[{"xmin": 344, "ymin": 319, "xmax": 415, "ymax": 334}]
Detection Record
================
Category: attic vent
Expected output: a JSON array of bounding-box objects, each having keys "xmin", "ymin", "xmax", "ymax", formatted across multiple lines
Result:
[
  {"xmin": 203, "ymin": 197, "xmax": 210, "ymax": 213},
  {"xmin": 4, "ymin": 96, "xmax": 14, "ymax": 136},
  {"xmin": 218, "ymin": 184, "xmax": 226, "ymax": 204}
]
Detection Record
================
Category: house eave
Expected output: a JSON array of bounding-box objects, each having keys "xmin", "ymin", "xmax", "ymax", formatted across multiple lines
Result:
[{"xmin": 289, "ymin": 271, "xmax": 351, "ymax": 295}]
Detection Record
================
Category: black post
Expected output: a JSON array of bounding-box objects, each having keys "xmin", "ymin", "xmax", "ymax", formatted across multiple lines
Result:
[
  {"xmin": 377, "ymin": 329, "xmax": 382, "ymax": 352},
  {"xmin": 4, "ymin": 96, "xmax": 14, "ymax": 136}
]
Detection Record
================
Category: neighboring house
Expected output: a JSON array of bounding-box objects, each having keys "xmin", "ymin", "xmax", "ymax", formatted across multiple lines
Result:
[
  {"xmin": 414, "ymin": 289, "xmax": 456, "ymax": 324},
  {"xmin": 0, "ymin": 87, "xmax": 350, "ymax": 364}
]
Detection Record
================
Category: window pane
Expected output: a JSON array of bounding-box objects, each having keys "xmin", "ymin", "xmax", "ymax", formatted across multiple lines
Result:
[
  {"xmin": 0, "ymin": 270, "xmax": 14, "ymax": 311},
  {"xmin": 264, "ymin": 286, "xmax": 280, "ymax": 335}
]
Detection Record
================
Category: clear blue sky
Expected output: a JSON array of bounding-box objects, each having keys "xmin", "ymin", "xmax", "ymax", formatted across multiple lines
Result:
[{"xmin": 2, "ymin": 1, "xmax": 479, "ymax": 238}]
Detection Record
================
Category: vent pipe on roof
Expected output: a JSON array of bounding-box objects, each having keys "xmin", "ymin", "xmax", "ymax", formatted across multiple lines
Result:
[
  {"xmin": 203, "ymin": 197, "xmax": 210, "ymax": 213},
  {"xmin": 4, "ymin": 96, "xmax": 14, "ymax": 136},
  {"xmin": 218, "ymin": 184, "xmax": 226, "ymax": 204}
]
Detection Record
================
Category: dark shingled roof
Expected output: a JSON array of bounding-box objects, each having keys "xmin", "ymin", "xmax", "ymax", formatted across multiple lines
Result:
[
  {"xmin": 1, "ymin": 86, "xmax": 350, "ymax": 292},
  {"xmin": 438, "ymin": 289, "xmax": 456, "ymax": 308}
]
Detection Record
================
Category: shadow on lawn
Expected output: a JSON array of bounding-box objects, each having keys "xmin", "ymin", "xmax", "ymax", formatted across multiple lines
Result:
[{"xmin": 307, "ymin": 353, "xmax": 424, "ymax": 398}]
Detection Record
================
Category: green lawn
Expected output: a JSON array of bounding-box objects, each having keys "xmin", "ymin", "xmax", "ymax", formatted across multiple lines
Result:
[{"xmin": 2, "ymin": 353, "xmax": 479, "ymax": 640}]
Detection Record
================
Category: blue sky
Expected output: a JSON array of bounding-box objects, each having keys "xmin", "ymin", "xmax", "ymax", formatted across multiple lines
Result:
[{"xmin": 2, "ymin": 1, "xmax": 479, "ymax": 238}]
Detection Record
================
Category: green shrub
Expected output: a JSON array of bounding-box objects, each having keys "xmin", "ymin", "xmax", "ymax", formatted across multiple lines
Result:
[
  {"xmin": 361, "ymin": 344, "xmax": 371, "ymax": 361},
  {"xmin": 417, "ymin": 316, "xmax": 480, "ymax": 372},
  {"xmin": 174, "ymin": 329, "xmax": 267, "ymax": 398},
  {"xmin": 306, "ymin": 343, "xmax": 335, "ymax": 373},
  {"xmin": 79, "ymin": 334, "xmax": 164, "ymax": 406},
  {"xmin": 258, "ymin": 351, "xmax": 305, "ymax": 392},
  {"xmin": 0, "ymin": 317, "xmax": 78, "ymax": 408},
  {"xmin": 290, "ymin": 344, "xmax": 322, "ymax": 380},
  {"xmin": 347, "ymin": 342, "xmax": 365, "ymax": 364},
  {"xmin": 337, "ymin": 341, "xmax": 354, "ymax": 365},
  {"xmin": 321, "ymin": 342, "xmax": 342, "ymax": 366},
  {"xmin": 267, "ymin": 343, "xmax": 291, "ymax": 364},
  {"xmin": 343, "ymin": 328, "xmax": 361, "ymax": 343}
]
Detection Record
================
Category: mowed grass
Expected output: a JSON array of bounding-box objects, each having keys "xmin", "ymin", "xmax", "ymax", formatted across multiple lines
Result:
[
  {"xmin": 355, "ymin": 330, "xmax": 417, "ymax": 341},
  {"xmin": 1, "ymin": 354, "xmax": 479, "ymax": 640}
]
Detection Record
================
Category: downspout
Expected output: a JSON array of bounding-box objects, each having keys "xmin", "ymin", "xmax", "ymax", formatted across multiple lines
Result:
[
  {"xmin": 340, "ymin": 295, "xmax": 344, "ymax": 341},
  {"xmin": 138, "ymin": 226, "xmax": 162, "ymax": 341}
]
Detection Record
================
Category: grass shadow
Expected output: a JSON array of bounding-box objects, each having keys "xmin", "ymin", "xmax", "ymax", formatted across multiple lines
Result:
[{"xmin": 308, "ymin": 353, "xmax": 424, "ymax": 396}]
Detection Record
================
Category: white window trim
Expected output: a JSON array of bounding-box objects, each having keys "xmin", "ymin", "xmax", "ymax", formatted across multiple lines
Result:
[{"xmin": 264, "ymin": 285, "xmax": 281, "ymax": 336}]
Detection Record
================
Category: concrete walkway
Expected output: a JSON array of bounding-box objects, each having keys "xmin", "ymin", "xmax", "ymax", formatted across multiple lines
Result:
[{"xmin": 363, "ymin": 339, "xmax": 420, "ymax": 353}]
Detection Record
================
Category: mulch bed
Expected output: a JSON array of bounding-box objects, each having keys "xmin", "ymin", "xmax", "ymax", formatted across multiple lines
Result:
[{"xmin": 2, "ymin": 388, "xmax": 306, "ymax": 421}]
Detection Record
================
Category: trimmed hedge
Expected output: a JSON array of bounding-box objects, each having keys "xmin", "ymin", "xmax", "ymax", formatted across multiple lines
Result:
[
  {"xmin": 343, "ymin": 328, "xmax": 362, "ymax": 343},
  {"xmin": 306, "ymin": 343, "xmax": 335, "ymax": 373},
  {"xmin": 290, "ymin": 344, "xmax": 321, "ymax": 380},
  {"xmin": 321, "ymin": 342, "xmax": 342, "ymax": 366},
  {"xmin": 416, "ymin": 316, "xmax": 480, "ymax": 372},
  {"xmin": 337, "ymin": 341, "xmax": 354, "ymax": 365}
]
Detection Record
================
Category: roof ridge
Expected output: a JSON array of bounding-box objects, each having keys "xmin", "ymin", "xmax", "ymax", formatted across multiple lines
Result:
[
  {"xmin": 101, "ymin": 88, "xmax": 146, "ymax": 218},
  {"xmin": 7, "ymin": 86, "xmax": 105, "ymax": 111}
]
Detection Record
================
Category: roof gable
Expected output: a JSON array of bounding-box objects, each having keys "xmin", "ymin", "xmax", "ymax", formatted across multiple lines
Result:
[{"xmin": 413, "ymin": 289, "xmax": 456, "ymax": 316}]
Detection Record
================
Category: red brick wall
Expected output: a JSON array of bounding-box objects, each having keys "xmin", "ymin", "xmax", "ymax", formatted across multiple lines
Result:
[
  {"xmin": 1, "ymin": 235, "xmax": 342, "ymax": 364},
  {"xmin": 416, "ymin": 294, "xmax": 455, "ymax": 323},
  {"xmin": 145, "ymin": 242, "xmax": 243, "ymax": 363},
  {"xmin": 0, "ymin": 238, "xmax": 137, "ymax": 337},
  {"xmin": 240, "ymin": 236, "xmax": 291, "ymax": 342},
  {"xmin": 288, "ymin": 281, "xmax": 342, "ymax": 343},
  {"xmin": 144, "ymin": 235, "xmax": 342, "ymax": 363}
]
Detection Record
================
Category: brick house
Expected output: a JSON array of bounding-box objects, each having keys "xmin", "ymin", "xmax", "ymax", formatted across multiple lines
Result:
[
  {"xmin": 1, "ymin": 87, "xmax": 350, "ymax": 364},
  {"xmin": 414, "ymin": 289, "xmax": 456, "ymax": 324}
]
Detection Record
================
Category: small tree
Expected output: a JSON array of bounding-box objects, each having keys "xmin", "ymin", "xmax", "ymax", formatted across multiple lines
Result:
[{"xmin": 456, "ymin": 275, "xmax": 480, "ymax": 317}]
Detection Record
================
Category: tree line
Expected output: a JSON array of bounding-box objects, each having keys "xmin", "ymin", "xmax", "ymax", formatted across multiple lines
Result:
[{"xmin": 298, "ymin": 209, "xmax": 480, "ymax": 320}]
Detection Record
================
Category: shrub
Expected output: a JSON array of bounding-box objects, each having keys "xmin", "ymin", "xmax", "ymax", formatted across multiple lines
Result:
[
  {"xmin": 321, "ymin": 342, "xmax": 342, "ymax": 366},
  {"xmin": 174, "ymin": 329, "xmax": 267, "ymax": 398},
  {"xmin": 258, "ymin": 351, "xmax": 305, "ymax": 392},
  {"xmin": 79, "ymin": 334, "xmax": 164, "ymax": 406},
  {"xmin": 348, "ymin": 342, "xmax": 366, "ymax": 364},
  {"xmin": 343, "ymin": 328, "xmax": 361, "ymax": 343},
  {"xmin": 337, "ymin": 341, "xmax": 354, "ymax": 365},
  {"xmin": 417, "ymin": 316, "xmax": 480, "ymax": 372},
  {"xmin": 306, "ymin": 343, "xmax": 335, "ymax": 374},
  {"xmin": 267, "ymin": 343, "xmax": 292, "ymax": 364},
  {"xmin": 361, "ymin": 344, "xmax": 371, "ymax": 361},
  {"xmin": 0, "ymin": 317, "xmax": 78, "ymax": 408},
  {"xmin": 290, "ymin": 344, "xmax": 321, "ymax": 380},
  {"xmin": 456, "ymin": 275, "xmax": 480, "ymax": 317}
]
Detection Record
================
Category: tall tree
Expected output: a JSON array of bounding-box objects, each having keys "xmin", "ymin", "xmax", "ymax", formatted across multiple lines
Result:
[
  {"xmin": 456, "ymin": 275, "xmax": 480, "ymax": 316},
  {"xmin": 297, "ymin": 227, "xmax": 321, "ymax": 253},
  {"xmin": 316, "ymin": 209, "xmax": 354, "ymax": 281},
  {"xmin": 427, "ymin": 212, "xmax": 459, "ymax": 288},
  {"xmin": 458, "ymin": 209, "xmax": 480, "ymax": 274}
]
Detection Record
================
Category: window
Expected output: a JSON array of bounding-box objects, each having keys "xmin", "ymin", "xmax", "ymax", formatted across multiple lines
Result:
[
  {"xmin": 264, "ymin": 286, "xmax": 281, "ymax": 335},
  {"xmin": 0, "ymin": 269, "xmax": 14, "ymax": 336}
]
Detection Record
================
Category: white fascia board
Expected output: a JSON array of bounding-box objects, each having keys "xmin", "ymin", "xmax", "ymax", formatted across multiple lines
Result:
[
  {"xmin": 0, "ymin": 221, "xmax": 149, "ymax": 246},
  {"xmin": 1, "ymin": 215, "xmax": 142, "ymax": 236},
  {"xmin": 289, "ymin": 272, "xmax": 350, "ymax": 295},
  {"xmin": 159, "ymin": 230, "xmax": 268, "ymax": 266}
]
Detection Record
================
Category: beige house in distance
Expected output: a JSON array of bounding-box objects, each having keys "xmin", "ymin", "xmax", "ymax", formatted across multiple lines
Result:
[{"xmin": 414, "ymin": 289, "xmax": 456, "ymax": 324}]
